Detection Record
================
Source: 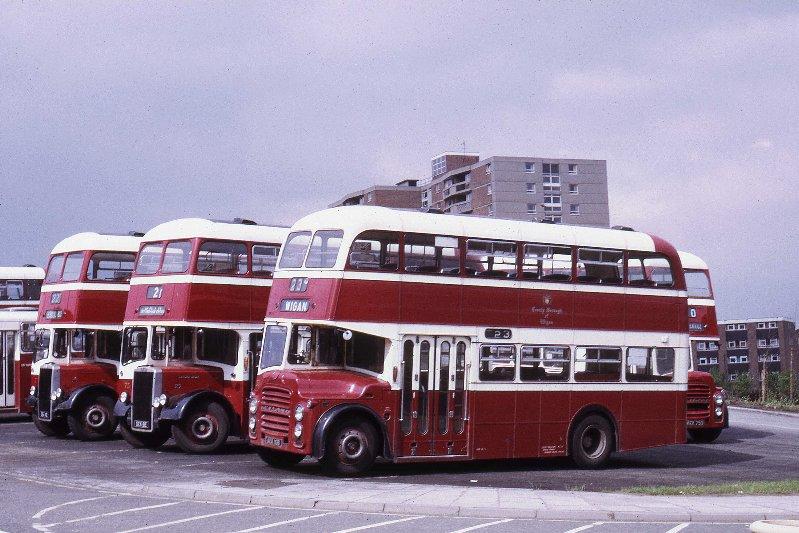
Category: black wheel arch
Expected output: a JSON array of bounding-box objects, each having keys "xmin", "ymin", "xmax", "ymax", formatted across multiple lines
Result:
[
  {"xmin": 158, "ymin": 391, "xmax": 238, "ymax": 434},
  {"xmin": 57, "ymin": 384, "xmax": 117, "ymax": 413},
  {"xmin": 312, "ymin": 404, "xmax": 391, "ymax": 460},
  {"xmin": 568, "ymin": 405, "xmax": 619, "ymax": 453}
]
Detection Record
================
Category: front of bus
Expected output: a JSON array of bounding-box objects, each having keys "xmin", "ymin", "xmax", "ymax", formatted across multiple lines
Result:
[
  {"xmin": 680, "ymin": 251, "xmax": 728, "ymax": 442},
  {"xmin": 29, "ymin": 233, "xmax": 138, "ymax": 439},
  {"xmin": 250, "ymin": 208, "xmax": 396, "ymax": 475},
  {"xmin": 115, "ymin": 219, "xmax": 285, "ymax": 452}
]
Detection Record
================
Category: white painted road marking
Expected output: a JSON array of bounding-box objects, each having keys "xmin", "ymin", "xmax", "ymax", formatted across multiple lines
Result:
[
  {"xmin": 115, "ymin": 506, "xmax": 264, "ymax": 533},
  {"xmin": 233, "ymin": 511, "xmax": 341, "ymax": 532},
  {"xmin": 42, "ymin": 501, "xmax": 182, "ymax": 527},
  {"xmin": 331, "ymin": 515, "xmax": 424, "ymax": 532},
  {"xmin": 563, "ymin": 522, "xmax": 604, "ymax": 533},
  {"xmin": 32, "ymin": 496, "xmax": 114, "ymax": 519},
  {"xmin": 665, "ymin": 524, "xmax": 690, "ymax": 533},
  {"xmin": 450, "ymin": 518, "xmax": 515, "ymax": 532}
]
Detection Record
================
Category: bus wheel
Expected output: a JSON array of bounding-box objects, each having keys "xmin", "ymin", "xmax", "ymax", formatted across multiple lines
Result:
[
  {"xmin": 172, "ymin": 401, "xmax": 230, "ymax": 454},
  {"xmin": 322, "ymin": 419, "xmax": 378, "ymax": 476},
  {"xmin": 32, "ymin": 414, "xmax": 70, "ymax": 438},
  {"xmin": 570, "ymin": 414, "xmax": 613, "ymax": 469},
  {"xmin": 689, "ymin": 428, "xmax": 722, "ymax": 443},
  {"xmin": 67, "ymin": 395, "xmax": 117, "ymax": 441},
  {"xmin": 256, "ymin": 448, "xmax": 304, "ymax": 468},
  {"xmin": 120, "ymin": 421, "xmax": 170, "ymax": 449}
]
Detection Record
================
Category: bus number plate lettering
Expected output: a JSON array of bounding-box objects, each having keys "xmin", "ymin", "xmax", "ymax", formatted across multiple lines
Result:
[
  {"xmin": 133, "ymin": 420, "xmax": 150, "ymax": 429},
  {"xmin": 264, "ymin": 436, "xmax": 283, "ymax": 447},
  {"xmin": 485, "ymin": 328, "xmax": 512, "ymax": 340}
]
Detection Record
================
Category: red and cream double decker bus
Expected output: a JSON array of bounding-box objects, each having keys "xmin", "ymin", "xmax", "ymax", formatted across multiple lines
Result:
[
  {"xmin": 0, "ymin": 266, "xmax": 44, "ymax": 309},
  {"xmin": 114, "ymin": 218, "xmax": 287, "ymax": 453},
  {"xmin": 680, "ymin": 251, "xmax": 727, "ymax": 442},
  {"xmin": 29, "ymin": 232, "xmax": 141, "ymax": 439},
  {"xmin": 249, "ymin": 206, "xmax": 691, "ymax": 475},
  {"xmin": 0, "ymin": 308, "xmax": 38, "ymax": 415}
]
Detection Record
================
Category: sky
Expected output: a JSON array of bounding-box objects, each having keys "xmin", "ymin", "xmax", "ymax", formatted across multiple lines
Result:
[{"xmin": 1, "ymin": 2, "xmax": 797, "ymax": 321}]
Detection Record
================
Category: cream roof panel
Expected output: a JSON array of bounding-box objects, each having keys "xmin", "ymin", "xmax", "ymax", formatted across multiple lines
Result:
[
  {"xmin": 0, "ymin": 308, "xmax": 38, "ymax": 324},
  {"xmin": 142, "ymin": 218, "xmax": 289, "ymax": 244},
  {"xmin": 678, "ymin": 251, "xmax": 709, "ymax": 271},
  {"xmin": 0, "ymin": 266, "xmax": 45, "ymax": 279},
  {"xmin": 51, "ymin": 233, "xmax": 142, "ymax": 255},
  {"xmin": 288, "ymin": 206, "xmax": 657, "ymax": 252}
]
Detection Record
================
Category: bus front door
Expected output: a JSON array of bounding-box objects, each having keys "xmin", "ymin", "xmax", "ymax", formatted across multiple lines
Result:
[
  {"xmin": 1, "ymin": 331, "xmax": 14, "ymax": 408},
  {"xmin": 397, "ymin": 335, "xmax": 469, "ymax": 458}
]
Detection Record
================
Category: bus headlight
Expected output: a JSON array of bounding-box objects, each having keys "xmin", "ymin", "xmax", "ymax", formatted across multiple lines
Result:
[
  {"xmin": 293, "ymin": 422, "xmax": 303, "ymax": 438},
  {"xmin": 249, "ymin": 418, "xmax": 257, "ymax": 431},
  {"xmin": 119, "ymin": 392, "xmax": 128, "ymax": 404},
  {"xmin": 294, "ymin": 404, "xmax": 304, "ymax": 421},
  {"xmin": 158, "ymin": 394, "xmax": 167, "ymax": 406},
  {"xmin": 152, "ymin": 398, "xmax": 160, "ymax": 408},
  {"xmin": 714, "ymin": 394, "xmax": 724, "ymax": 406},
  {"xmin": 249, "ymin": 396, "xmax": 258, "ymax": 415},
  {"xmin": 29, "ymin": 386, "xmax": 36, "ymax": 396},
  {"xmin": 715, "ymin": 407, "xmax": 724, "ymax": 418},
  {"xmin": 51, "ymin": 388, "xmax": 62, "ymax": 401}
]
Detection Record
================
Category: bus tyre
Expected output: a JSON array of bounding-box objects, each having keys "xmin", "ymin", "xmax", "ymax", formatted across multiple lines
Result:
[
  {"xmin": 67, "ymin": 395, "xmax": 117, "ymax": 441},
  {"xmin": 120, "ymin": 421, "xmax": 170, "ymax": 449},
  {"xmin": 570, "ymin": 415, "xmax": 613, "ymax": 469},
  {"xmin": 688, "ymin": 428, "xmax": 722, "ymax": 443},
  {"xmin": 322, "ymin": 419, "xmax": 378, "ymax": 476},
  {"xmin": 256, "ymin": 448, "xmax": 304, "ymax": 468},
  {"xmin": 32, "ymin": 413, "xmax": 70, "ymax": 438},
  {"xmin": 172, "ymin": 401, "xmax": 229, "ymax": 454}
]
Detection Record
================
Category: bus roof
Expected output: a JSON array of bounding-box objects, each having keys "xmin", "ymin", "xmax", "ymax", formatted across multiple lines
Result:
[
  {"xmin": 0, "ymin": 307, "xmax": 38, "ymax": 323},
  {"xmin": 51, "ymin": 232, "xmax": 142, "ymax": 255},
  {"xmin": 678, "ymin": 251, "xmax": 709, "ymax": 271},
  {"xmin": 289, "ymin": 206, "xmax": 671, "ymax": 253},
  {"xmin": 0, "ymin": 266, "xmax": 45, "ymax": 279},
  {"xmin": 142, "ymin": 218, "xmax": 289, "ymax": 244}
]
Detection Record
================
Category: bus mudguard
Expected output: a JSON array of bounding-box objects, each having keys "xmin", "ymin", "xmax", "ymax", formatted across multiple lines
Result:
[
  {"xmin": 569, "ymin": 404, "xmax": 620, "ymax": 451},
  {"xmin": 312, "ymin": 403, "xmax": 392, "ymax": 460},
  {"xmin": 158, "ymin": 390, "xmax": 235, "ymax": 426},
  {"xmin": 54, "ymin": 384, "xmax": 117, "ymax": 413}
]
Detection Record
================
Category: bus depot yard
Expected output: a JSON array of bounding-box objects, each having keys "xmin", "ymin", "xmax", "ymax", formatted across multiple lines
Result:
[{"xmin": 1, "ymin": 405, "xmax": 799, "ymax": 531}]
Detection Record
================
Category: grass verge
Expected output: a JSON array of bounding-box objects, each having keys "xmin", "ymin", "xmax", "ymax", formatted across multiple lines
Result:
[
  {"xmin": 730, "ymin": 399, "xmax": 799, "ymax": 414},
  {"xmin": 621, "ymin": 479, "xmax": 799, "ymax": 496}
]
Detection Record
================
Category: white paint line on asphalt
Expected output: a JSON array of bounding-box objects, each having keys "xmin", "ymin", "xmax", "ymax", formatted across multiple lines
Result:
[
  {"xmin": 664, "ymin": 524, "xmax": 690, "ymax": 533},
  {"xmin": 233, "ymin": 511, "xmax": 341, "ymax": 532},
  {"xmin": 42, "ymin": 501, "xmax": 182, "ymax": 527},
  {"xmin": 563, "ymin": 522, "xmax": 604, "ymax": 533},
  {"xmin": 115, "ymin": 505, "xmax": 264, "ymax": 533},
  {"xmin": 330, "ymin": 515, "xmax": 424, "ymax": 533},
  {"xmin": 449, "ymin": 518, "xmax": 514, "ymax": 532},
  {"xmin": 32, "ymin": 496, "xmax": 115, "ymax": 519}
]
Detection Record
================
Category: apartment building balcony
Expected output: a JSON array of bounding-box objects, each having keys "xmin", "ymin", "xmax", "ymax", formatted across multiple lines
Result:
[
  {"xmin": 443, "ymin": 180, "xmax": 471, "ymax": 200},
  {"xmin": 445, "ymin": 200, "xmax": 473, "ymax": 214}
]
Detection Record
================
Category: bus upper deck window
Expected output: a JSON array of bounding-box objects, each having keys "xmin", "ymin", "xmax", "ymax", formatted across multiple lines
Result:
[
  {"xmin": 197, "ymin": 241, "xmax": 248, "ymax": 275},
  {"xmin": 60, "ymin": 252, "xmax": 85, "ymax": 282},
  {"xmin": 685, "ymin": 270, "xmax": 712, "ymax": 298},
  {"xmin": 404, "ymin": 234, "xmax": 460, "ymax": 275},
  {"xmin": 252, "ymin": 244, "xmax": 280, "ymax": 277},
  {"xmin": 465, "ymin": 239, "xmax": 516, "ymax": 278},
  {"xmin": 279, "ymin": 232, "xmax": 312, "ymax": 269},
  {"xmin": 522, "ymin": 244, "xmax": 572, "ymax": 281},
  {"xmin": 305, "ymin": 230, "xmax": 344, "ymax": 269},
  {"xmin": 627, "ymin": 253, "xmax": 674, "ymax": 288},
  {"xmin": 348, "ymin": 231, "xmax": 399, "ymax": 271},
  {"xmin": 576, "ymin": 248, "xmax": 623, "ymax": 285},
  {"xmin": 0, "ymin": 280, "xmax": 24, "ymax": 300},
  {"xmin": 135, "ymin": 244, "xmax": 164, "ymax": 275},
  {"xmin": 162, "ymin": 241, "xmax": 193, "ymax": 274},
  {"xmin": 87, "ymin": 252, "xmax": 136, "ymax": 281},
  {"xmin": 45, "ymin": 254, "xmax": 65, "ymax": 283}
]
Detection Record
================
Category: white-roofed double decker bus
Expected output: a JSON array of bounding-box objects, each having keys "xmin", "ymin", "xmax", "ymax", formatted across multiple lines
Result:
[
  {"xmin": 249, "ymin": 206, "xmax": 691, "ymax": 475},
  {"xmin": 679, "ymin": 251, "xmax": 727, "ymax": 442},
  {"xmin": 29, "ymin": 232, "xmax": 141, "ymax": 439},
  {"xmin": 0, "ymin": 266, "xmax": 44, "ymax": 309},
  {"xmin": 114, "ymin": 218, "xmax": 288, "ymax": 453}
]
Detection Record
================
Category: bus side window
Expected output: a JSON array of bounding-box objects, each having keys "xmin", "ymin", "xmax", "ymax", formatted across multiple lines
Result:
[
  {"xmin": 574, "ymin": 347, "xmax": 621, "ymax": 382},
  {"xmin": 404, "ymin": 234, "xmax": 460, "ymax": 276},
  {"xmin": 479, "ymin": 345, "xmax": 516, "ymax": 382},
  {"xmin": 576, "ymin": 248, "xmax": 623, "ymax": 285},
  {"xmin": 348, "ymin": 231, "xmax": 400, "ymax": 271},
  {"xmin": 464, "ymin": 239, "xmax": 517, "ymax": 279},
  {"xmin": 627, "ymin": 253, "xmax": 674, "ymax": 288},
  {"xmin": 626, "ymin": 347, "xmax": 675, "ymax": 382},
  {"xmin": 522, "ymin": 244, "xmax": 572, "ymax": 281},
  {"xmin": 520, "ymin": 346, "xmax": 570, "ymax": 382}
]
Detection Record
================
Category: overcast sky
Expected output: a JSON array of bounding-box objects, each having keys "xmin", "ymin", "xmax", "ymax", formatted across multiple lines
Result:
[{"xmin": 1, "ymin": 3, "xmax": 797, "ymax": 321}]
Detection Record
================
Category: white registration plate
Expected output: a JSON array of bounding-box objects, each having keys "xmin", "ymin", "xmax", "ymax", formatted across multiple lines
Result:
[{"xmin": 687, "ymin": 419, "xmax": 705, "ymax": 427}]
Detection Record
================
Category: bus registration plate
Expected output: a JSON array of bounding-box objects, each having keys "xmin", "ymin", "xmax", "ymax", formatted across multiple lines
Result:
[
  {"xmin": 264, "ymin": 436, "xmax": 284, "ymax": 447},
  {"xmin": 687, "ymin": 419, "xmax": 705, "ymax": 427}
]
